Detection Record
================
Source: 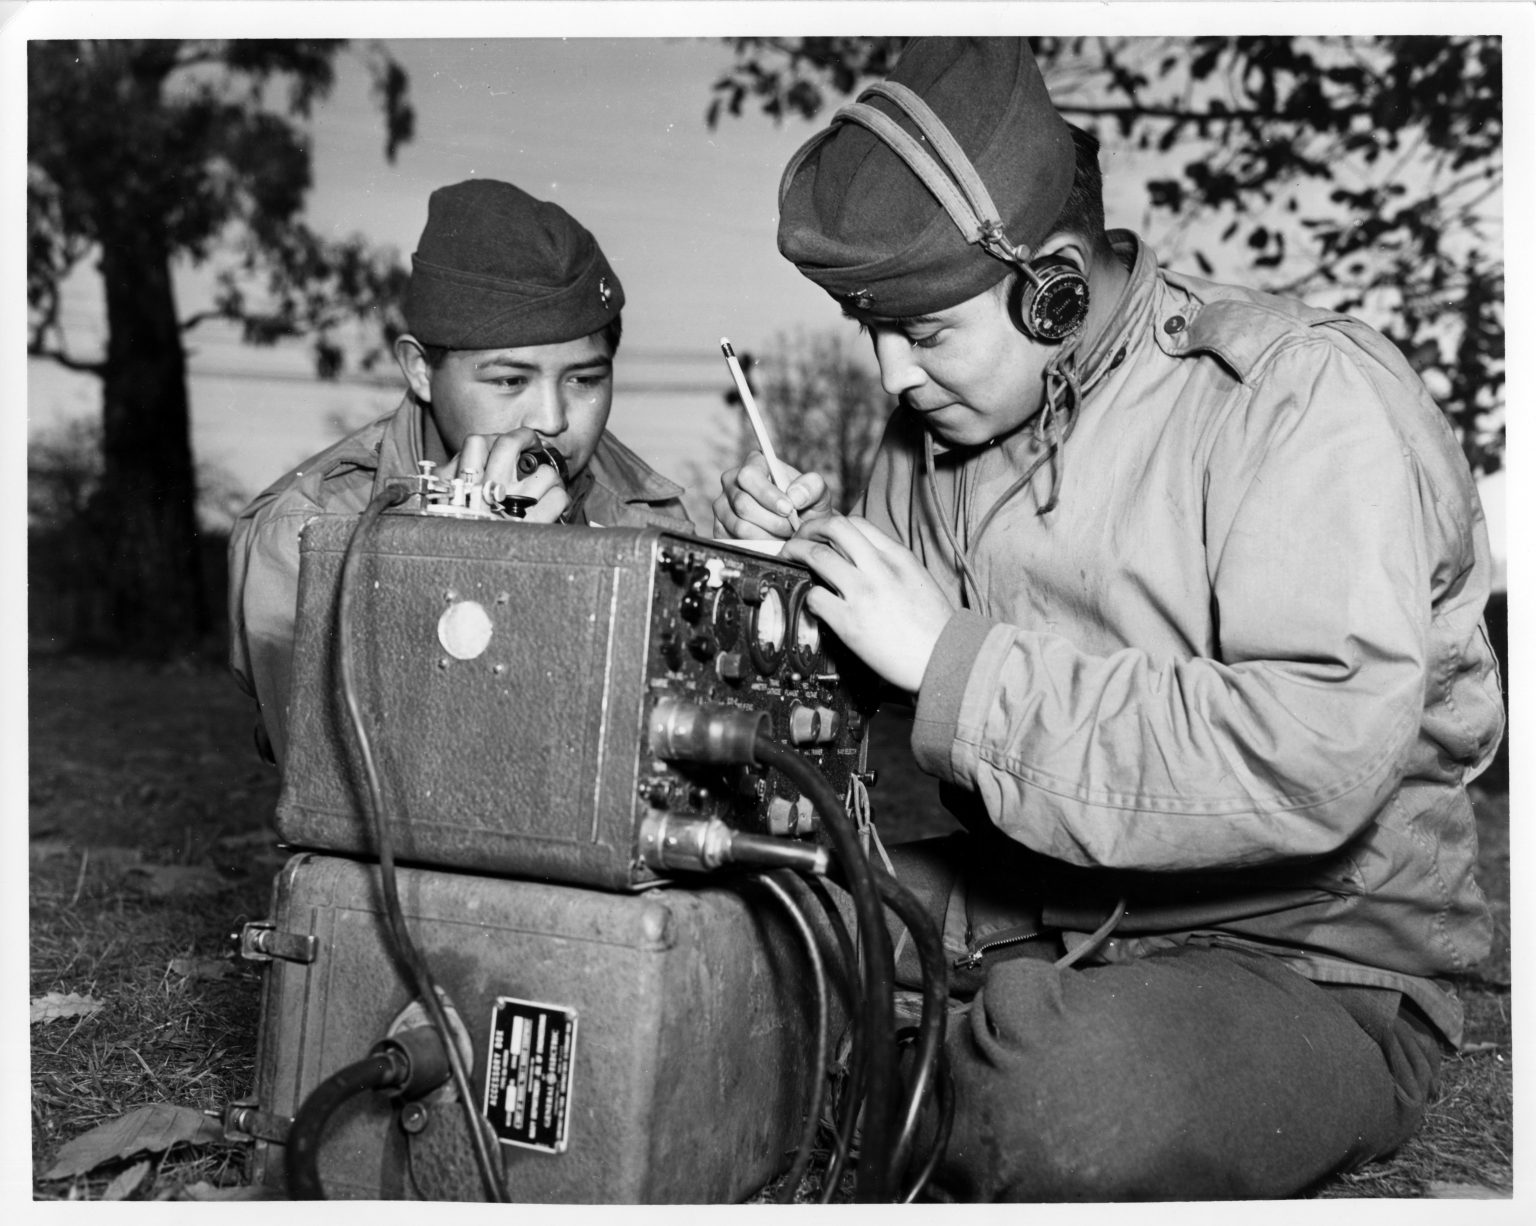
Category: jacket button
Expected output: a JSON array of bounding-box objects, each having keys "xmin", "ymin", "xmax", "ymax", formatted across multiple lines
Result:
[{"xmin": 1163, "ymin": 315, "xmax": 1187, "ymax": 335}]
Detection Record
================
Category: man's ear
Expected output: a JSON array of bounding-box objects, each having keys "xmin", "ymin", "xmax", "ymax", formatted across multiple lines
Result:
[
  {"xmin": 1033, "ymin": 232, "xmax": 1090, "ymax": 275},
  {"xmin": 393, "ymin": 334, "xmax": 434, "ymax": 404}
]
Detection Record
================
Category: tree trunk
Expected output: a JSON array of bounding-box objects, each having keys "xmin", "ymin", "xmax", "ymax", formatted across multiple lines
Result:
[{"xmin": 89, "ymin": 222, "xmax": 207, "ymax": 657}]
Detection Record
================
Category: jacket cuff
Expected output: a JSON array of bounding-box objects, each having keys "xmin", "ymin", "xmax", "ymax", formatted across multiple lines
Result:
[{"xmin": 911, "ymin": 610, "xmax": 996, "ymax": 782}]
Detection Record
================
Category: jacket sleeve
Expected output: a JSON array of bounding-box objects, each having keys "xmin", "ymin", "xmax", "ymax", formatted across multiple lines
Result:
[
  {"xmin": 227, "ymin": 494, "xmax": 314, "ymax": 769},
  {"xmin": 909, "ymin": 340, "xmax": 1444, "ymax": 873}
]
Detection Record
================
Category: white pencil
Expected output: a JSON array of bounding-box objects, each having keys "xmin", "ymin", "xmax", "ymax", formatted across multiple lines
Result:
[{"xmin": 720, "ymin": 338, "xmax": 800, "ymax": 530}]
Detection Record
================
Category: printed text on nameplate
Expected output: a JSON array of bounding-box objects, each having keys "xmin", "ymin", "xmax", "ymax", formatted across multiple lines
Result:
[{"xmin": 482, "ymin": 996, "xmax": 578, "ymax": 1152}]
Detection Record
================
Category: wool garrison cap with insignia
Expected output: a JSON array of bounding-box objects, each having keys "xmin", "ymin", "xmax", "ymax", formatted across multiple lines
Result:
[
  {"xmin": 777, "ymin": 38, "xmax": 1075, "ymax": 317},
  {"xmin": 403, "ymin": 179, "xmax": 624, "ymax": 349}
]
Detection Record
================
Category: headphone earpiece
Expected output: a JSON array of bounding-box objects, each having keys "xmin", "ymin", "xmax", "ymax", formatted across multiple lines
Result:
[{"xmin": 1008, "ymin": 254, "xmax": 1090, "ymax": 343}]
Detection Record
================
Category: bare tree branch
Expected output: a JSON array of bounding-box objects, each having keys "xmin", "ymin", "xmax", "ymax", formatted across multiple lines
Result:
[
  {"xmin": 27, "ymin": 341, "xmax": 105, "ymax": 376},
  {"xmin": 179, "ymin": 308, "xmax": 234, "ymax": 333}
]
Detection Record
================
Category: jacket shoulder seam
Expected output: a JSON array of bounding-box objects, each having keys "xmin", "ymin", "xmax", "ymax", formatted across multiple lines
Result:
[{"xmin": 1172, "ymin": 296, "xmax": 1354, "ymax": 384}]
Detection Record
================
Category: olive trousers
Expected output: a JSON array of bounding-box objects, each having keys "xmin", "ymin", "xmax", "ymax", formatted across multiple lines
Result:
[{"xmin": 883, "ymin": 837, "xmax": 1444, "ymax": 1202}]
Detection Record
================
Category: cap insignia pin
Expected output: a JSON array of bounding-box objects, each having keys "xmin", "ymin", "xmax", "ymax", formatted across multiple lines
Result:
[{"xmin": 599, "ymin": 276, "xmax": 613, "ymax": 306}]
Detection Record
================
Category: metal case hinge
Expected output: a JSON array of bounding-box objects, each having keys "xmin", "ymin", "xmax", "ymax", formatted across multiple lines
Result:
[{"xmin": 238, "ymin": 920, "xmax": 318, "ymax": 964}]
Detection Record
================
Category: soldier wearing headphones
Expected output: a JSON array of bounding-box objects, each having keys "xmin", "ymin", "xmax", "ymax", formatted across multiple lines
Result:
[{"xmin": 715, "ymin": 38, "xmax": 1503, "ymax": 1200}]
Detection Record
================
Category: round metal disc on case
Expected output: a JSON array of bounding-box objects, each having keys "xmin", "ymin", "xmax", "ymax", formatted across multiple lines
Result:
[{"xmin": 437, "ymin": 600, "xmax": 494, "ymax": 660}]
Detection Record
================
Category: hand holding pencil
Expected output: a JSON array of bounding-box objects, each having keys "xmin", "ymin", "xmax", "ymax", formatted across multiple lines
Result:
[
  {"xmin": 719, "ymin": 338, "xmax": 803, "ymax": 532},
  {"xmin": 712, "ymin": 339, "xmax": 834, "ymax": 540}
]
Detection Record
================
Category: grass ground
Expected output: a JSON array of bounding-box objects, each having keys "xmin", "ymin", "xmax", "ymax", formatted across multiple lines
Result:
[{"xmin": 28, "ymin": 655, "xmax": 1512, "ymax": 1200}]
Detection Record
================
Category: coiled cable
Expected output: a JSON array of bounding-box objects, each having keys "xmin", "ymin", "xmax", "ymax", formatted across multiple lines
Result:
[
  {"xmin": 902, "ymin": 1050, "xmax": 955, "ymax": 1203},
  {"xmin": 872, "ymin": 867, "xmax": 948, "ymax": 1186},
  {"xmin": 336, "ymin": 486, "xmax": 509, "ymax": 1202},
  {"xmin": 756, "ymin": 870, "xmax": 832, "ymax": 1203},
  {"xmin": 752, "ymin": 736, "xmax": 898, "ymax": 1201}
]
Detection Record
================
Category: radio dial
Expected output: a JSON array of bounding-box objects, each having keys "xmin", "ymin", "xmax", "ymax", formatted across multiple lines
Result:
[{"xmin": 748, "ymin": 585, "xmax": 787, "ymax": 674}]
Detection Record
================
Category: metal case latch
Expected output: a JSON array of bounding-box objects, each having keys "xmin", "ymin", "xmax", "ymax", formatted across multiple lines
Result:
[
  {"xmin": 221, "ymin": 1098, "xmax": 292, "ymax": 1145},
  {"xmin": 238, "ymin": 920, "xmax": 318, "ymax": 965}
]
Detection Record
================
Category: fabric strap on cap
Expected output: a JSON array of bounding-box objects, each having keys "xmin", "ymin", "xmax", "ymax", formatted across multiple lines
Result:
[
  {"xmin": 778, "ymin": 77, "xmax": 1042, "ymax": 282},
  {"xmin": 859, "ymin": 82, "xmax": 1021, "ymax": 261}
]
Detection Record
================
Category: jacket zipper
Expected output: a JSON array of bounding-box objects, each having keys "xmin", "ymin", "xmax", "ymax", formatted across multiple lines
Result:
[{"xmin": 953, "ymin": 928, "xmax": 1043, "ymax": 971}]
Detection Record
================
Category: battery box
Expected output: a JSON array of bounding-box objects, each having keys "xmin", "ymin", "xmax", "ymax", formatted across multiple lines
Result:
[
  {"xmin": 276, "ymin": 515, "xmax": 880, "ymax": 889},
  {"xmin": 245, "ymin": 852, "xmax": 843, "ymax": 1202}
]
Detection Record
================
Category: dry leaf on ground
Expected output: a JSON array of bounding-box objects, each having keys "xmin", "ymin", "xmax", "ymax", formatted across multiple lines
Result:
[
  {"xmin": 174, "ymin": 1182, "xmax": 284, "ymax": 1200},
  {"xmin": 102, "ymin": 1159, "xmax": 151, "ymax": 1201},
  {"xmin": 41, "ymin": 1103, "xmax": 224, "ymax": 1180},
  {"xmin": 125, "ymin": 864, "xmax": 231, "ymax": 897},
  {"xmin": 31, "ymin": 992, "xmax": 105, "ymax": 1026},
  {"xmin": 168, "ymin": 957, "xmax": 237, "ymax": 981},
  {"xmin": 1425, "ymin": 1182, "xmax": 1510, "ymax": 1199},
  {"xmin": 88, "ymin": 846, "xmax": 146, "ymax": 870},
  {"xmin": 213, "ymin": 830, "xmax": 282, "ymax": 852}
]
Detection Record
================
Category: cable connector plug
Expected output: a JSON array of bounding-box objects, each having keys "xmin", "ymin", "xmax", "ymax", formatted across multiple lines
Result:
[
  {"xmin": 639, "ymin": 813, "xmax": 829, "ymax": 876},
  {"xmin": 648, "ymin": 699, "xmax": 767, "ymax": 764},
  {"xmin": 370, "ymin": 1025, "xmax": 452, "ymax": 1100}
]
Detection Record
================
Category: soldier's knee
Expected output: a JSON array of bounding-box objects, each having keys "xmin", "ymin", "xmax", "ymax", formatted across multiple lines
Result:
[{"xmin": 939, "ymin": 1092, "xmax": 1239, "ymax": 1201}]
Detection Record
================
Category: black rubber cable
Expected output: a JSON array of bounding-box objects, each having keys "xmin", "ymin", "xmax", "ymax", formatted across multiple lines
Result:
[
  {"xmin": 819, "ymin": 870, "xmax": 947, "ymax": 1202},
  {"xmin": 286, "ymin": 1053, "xmax": 402, "ymax": 1200},
  {"xmin": 799, "ymin": 877, "xmax": 866, "ymax": 1205},
  {"xmin": 872, "ymin": 868, "xmax": 949, "ymax": 1186},
  {"xmin": 752, "ymin": 737, "xmax": 897, "ymax": 1202},
  {"xmin": 336, "ymin": 487, "xmax": 509, "ymax": 1203},
  {"xmin": 902, "ymin": 1049, "xmax": 955, "ymax": 1203},
  {"xmin": 756, "ymin": 870, "xmax": 832, "ymax": 1204},
  {"xmin": 817, "ymin": 1025, "xmax": 865, "ymax": 1204}
]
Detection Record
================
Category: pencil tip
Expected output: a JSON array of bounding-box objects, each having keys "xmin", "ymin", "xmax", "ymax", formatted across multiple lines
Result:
[{"xmin": 720, "ymin": 337, "xmax": 734, "ymax": 355}]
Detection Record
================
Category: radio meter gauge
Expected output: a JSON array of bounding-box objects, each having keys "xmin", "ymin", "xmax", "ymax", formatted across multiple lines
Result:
[
  {"xmin": 796, "ymin": 611, "xmax": 820, "ymax": 654},
  {"xmin": 787, "ymin": 580, "xmax": 823, "ymax": 676},
  {"xmin": 748, "ymin": 585, "xmax": 786, "ymax": 674}
]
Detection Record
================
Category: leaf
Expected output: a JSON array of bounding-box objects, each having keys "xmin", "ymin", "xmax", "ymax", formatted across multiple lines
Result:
[
  {"xmin": 42, "ymin": 1104, "xmax": 225, "ymax": 1179},
  {"xmin": 103, "ymin": 1159, "xmax": 151, "ymax": 1201},
  {"xmin": 126, "ymin": 864, "xmax": 231, "ymax": 897},
  {"xmin": 91, "ymin": 846, "xmax": 146, "ymax": 872},
  {"xmin": 1425, "ymin": 1182, "xmax": 1509, "ymax": 1199},
  {"xmin": 176, "ymin": 1182, "xmax": 284, "ymax": 1200},
  {"xmin": 31, "ymin": 992, "xmax": 104, "ymax": 1025},
  {"xmin": 29, "ymin": 838, "xmax": 75, "ymax": 861},
  {"xmin": 213, "ymin": 829, "xmax": 282, "ymax": 852},
  {"xmin": 169, "ymin": 957, "xmax": 236, "ymax": 981}
]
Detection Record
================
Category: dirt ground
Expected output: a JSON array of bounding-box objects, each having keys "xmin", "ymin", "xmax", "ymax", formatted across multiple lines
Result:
[{"xmin": 28, "ymin": 655, "xmax": 1512, "ymax": 1199}]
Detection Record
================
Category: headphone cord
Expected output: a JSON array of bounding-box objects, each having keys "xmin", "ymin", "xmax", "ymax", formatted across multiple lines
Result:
[{"xmin": 919, "ymin": 346, "xmax": 1085, "ymax": 616}]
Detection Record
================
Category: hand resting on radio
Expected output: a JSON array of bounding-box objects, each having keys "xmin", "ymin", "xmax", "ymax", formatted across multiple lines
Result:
[
  {"xmin": 780, "ymin": 514, "xmax": 956, "ymax": 695},
  {"xmin": 443, "ymin": 426, "xmax": 569, "ymax": 523}
]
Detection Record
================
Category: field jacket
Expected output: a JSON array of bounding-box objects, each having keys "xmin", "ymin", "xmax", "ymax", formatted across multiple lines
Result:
[
  {"xmin": 227, "ymin": 396, "xmax": 691, "ymax": 767},
  {"xmin": 862, "ymin": 233, "xmax": 1504, "ymax": 1045}
]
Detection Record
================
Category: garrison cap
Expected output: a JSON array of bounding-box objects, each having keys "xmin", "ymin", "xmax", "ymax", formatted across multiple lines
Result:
[
  {"xmin": 403, "ymin": 179, "xmax": 624, "ymax": 350},
  {"xmin": 777, "ymin": 38, "xmax": 1075, "ymax": 317}
]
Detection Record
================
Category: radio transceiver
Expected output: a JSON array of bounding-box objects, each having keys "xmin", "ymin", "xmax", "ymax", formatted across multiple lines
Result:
[{"xmin": 276, "ymin": 512, "xmax": 882, "ymax": 890}]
